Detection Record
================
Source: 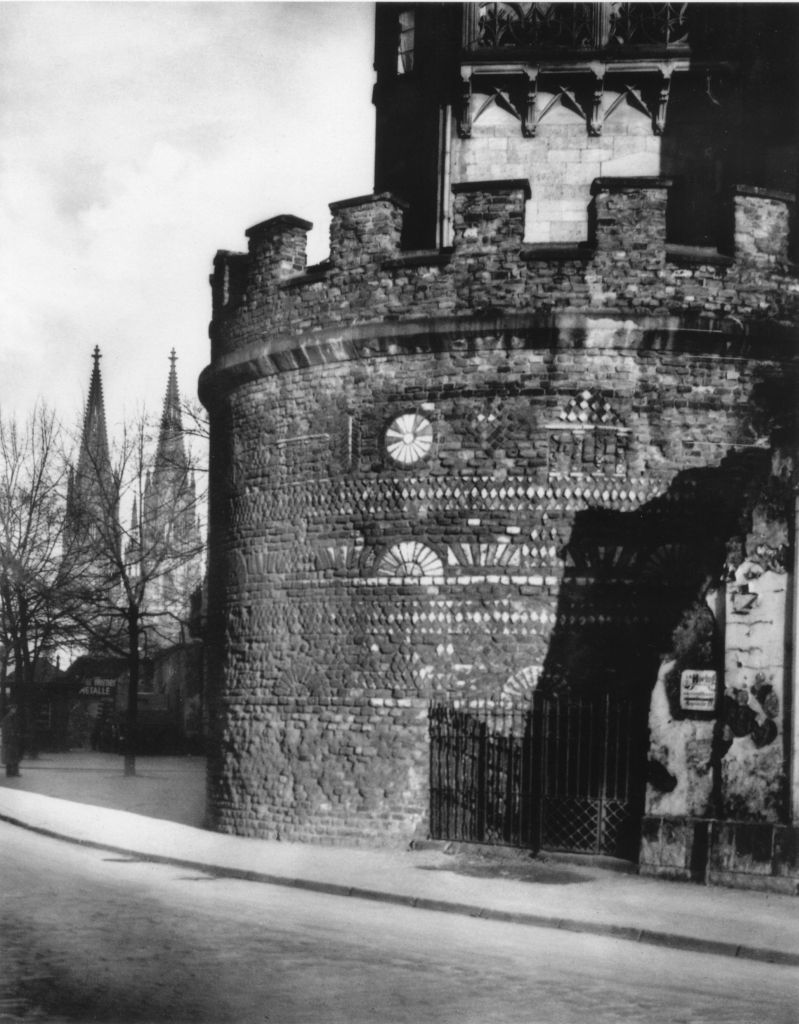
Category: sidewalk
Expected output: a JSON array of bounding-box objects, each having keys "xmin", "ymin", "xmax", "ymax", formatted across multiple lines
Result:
[{"xmin": 1, "ymin": 752, "xmax": 797, "ymax": 967}]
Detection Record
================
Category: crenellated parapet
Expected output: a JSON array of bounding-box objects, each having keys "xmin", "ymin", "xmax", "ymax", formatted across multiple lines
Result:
[{"xmin": 208, "ymin": 177, "xmax": 798, "ymax": 365}]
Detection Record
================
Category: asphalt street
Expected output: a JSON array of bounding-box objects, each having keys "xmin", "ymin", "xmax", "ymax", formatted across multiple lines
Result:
[{"xmin": 2, "ymin": 820, "xmax": 798, "ymax": 1024}]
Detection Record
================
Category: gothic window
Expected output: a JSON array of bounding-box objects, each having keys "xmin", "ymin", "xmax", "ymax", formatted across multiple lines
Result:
[
  {"xmin": 385, "ymin": 412, "xmax": 433, "ymax": 466},
  {"xmin": 397, "ymin": 9, "xmax": 415, "ymax": 73},
  {"xmin": 472, "ymin": 2, "xmax": 690, "ymax": 51}
]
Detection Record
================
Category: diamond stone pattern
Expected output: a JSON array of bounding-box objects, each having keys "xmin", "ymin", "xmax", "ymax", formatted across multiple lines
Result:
[{"xmin": 559, "ymin": 390, "xmax": 623, "ymax": 427}]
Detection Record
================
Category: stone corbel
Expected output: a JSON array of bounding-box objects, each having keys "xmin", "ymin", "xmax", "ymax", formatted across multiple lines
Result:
[
  {"xmin": 655, "ymin": 68, "xmax": 673, "ymax": 135},
  {"xmin": 458, "ymin": 69, "xmax": 473, "ymax": 139},
  {"xmin": 522, "ymin": 67, "xmax": 538, "ymax": 137},
  {"xmin": 589, "ymin": 72, "xmax": 605, "ymax": 136}
]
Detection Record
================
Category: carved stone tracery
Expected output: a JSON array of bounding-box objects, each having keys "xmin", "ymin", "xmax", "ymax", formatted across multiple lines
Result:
[{"xmin": 470, "ymin": 3, "xmax": 690, "ymax": 53}]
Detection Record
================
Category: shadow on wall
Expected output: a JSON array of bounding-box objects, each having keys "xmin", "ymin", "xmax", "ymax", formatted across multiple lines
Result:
[
  {"xmin": 539, "ymin": 369, "xmax": 795, "ymax": 706},
  {"xmin": 538, "ymin": 447, "xmax": 770, "ymax": 703},
  {"xmin": 526, "ymin": 445, "xmax": 790, "ymax": 836}
]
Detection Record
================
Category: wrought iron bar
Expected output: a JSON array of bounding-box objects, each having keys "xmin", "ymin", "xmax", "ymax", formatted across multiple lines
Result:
[
  {"xmin": 614, "ymin": 695, "xmax": 623, "ymax": 800},
  {"xmin": 575, "ymin": 696, "xmax": 584, "ymax": 800},
  {"xmin": 597, "ymin": 692, "xmax": 609, "ymax": 851},
  {"xmin": 429, "ymin": 692, "xmax": 642, "ymax": 856},
  {"xmin": 586, "ymin": 692, "xmax": 595, "ymax": 800},
  {"xmin": 565, "ymin": 695, "xmax": 573, "ymax": 798}
]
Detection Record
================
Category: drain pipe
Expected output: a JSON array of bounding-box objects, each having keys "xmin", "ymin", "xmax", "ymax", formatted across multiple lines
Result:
[
  {"xmin": 791, "ymin": 489, "xmax": 799, "ymax": 823},
  {"xmin": 437, "ymin": 104, "xmax": 453, "ymax": 248}
]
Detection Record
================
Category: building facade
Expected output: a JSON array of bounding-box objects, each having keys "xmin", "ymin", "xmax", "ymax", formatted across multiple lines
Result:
[{"xmin": 201, "ymin": 3, "xmax": 799, "ymax": 887}]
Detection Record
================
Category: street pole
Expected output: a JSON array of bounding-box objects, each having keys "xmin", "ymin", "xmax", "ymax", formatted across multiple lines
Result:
[
  {"xmin": 791, "ymin": 490, "xmax": 799, "ymax": 822},
  {"xmin": 124, "ymin": 607, "xmax": 139, "ymax": 777}
]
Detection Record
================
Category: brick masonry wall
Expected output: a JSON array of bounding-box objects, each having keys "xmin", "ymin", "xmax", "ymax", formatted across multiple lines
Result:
[
  {"xmin": 204, "ymin": 334, "xmax": 796, "ymax": 842},
  {"xmin": 202, "ymin": 178, "xmax": 798, "ymax": 845}
]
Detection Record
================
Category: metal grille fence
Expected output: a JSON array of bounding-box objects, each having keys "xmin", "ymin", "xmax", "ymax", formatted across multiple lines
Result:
[{"xmin": 429, "ymin": 692, "xmax": 646, "ymax": 859}]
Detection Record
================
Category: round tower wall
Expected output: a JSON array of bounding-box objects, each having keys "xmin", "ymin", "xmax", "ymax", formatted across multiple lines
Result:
[{"xmin": 203, "ymin": 308, "xmax": 795, "ymax": 843}]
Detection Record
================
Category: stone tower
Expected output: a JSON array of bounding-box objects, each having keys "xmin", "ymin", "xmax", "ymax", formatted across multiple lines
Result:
[{"xmin": 201, "ymin": 4, "xmax": 799, "ymax": 887}]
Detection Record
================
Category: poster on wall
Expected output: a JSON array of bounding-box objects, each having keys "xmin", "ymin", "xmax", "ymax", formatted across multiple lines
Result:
[{"xmin": 680, "ymin": 670, "xmax": 717, "ymax": 712}]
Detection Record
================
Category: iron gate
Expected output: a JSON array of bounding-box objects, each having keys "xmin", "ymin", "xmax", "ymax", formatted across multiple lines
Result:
[{"xmin": 429, "ymin": 692, "xmax": 646, "ymax": 859}]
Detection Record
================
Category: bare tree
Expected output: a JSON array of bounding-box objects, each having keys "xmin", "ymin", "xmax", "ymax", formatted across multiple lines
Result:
[
  {"xmin": 67, "ymin": 411, "xmax": 205, "ymax": 776},
  {"xmin": 179, "ymin": 396, "xmax": 209, "ymax": 449},
  {"xmin": 0, "ymin": 405, "xmax": 77, "ymax": 749}
]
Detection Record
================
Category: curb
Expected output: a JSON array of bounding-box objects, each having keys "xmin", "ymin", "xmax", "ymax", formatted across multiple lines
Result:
[
  {"xmin": 3, "ymin": 811, "xmax": 798, "ymax": 969},
  {"xmin": 411, "ymin": 839, "xmax": 640, "ymax": 875}
]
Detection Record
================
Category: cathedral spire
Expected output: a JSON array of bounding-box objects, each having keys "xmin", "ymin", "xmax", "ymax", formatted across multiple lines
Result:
[
  {"xmin": 155, "ymin": 348, "xmax": 187, "ymax": 473},
  {"xmin": 78, "ymin": 345, "xmax": 111, "ymax": 477},
  {"xmin": 138, "ymin": 350, "xmax": 203, "ymax": 649},
  {"xmin": 65, "ymin": 346, "xmax": 117, "ymax": 577}
]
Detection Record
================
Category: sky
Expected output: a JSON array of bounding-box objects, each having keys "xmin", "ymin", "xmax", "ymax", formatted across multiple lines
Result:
[{"xmin": 0, "ymin": 1, "xmax": 376, "ymax": 433}]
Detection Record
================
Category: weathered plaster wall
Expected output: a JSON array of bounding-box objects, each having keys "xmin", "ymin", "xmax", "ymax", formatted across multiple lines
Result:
[
  {"xmin": 641, "ymin": 459, "xmax": 794, "ymax": 888},
  {"xmin": 646, "ymin": 659, "xmax": 715, "ymax": 819},
  {"xmin": 722, "ymin": 566, "xmax": 789, "ymax": 820}
]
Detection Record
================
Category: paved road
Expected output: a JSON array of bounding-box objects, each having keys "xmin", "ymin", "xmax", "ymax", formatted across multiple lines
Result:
[{"xmin": 2, "ymin": 822, "xmax": 797, "ymax": 1024}]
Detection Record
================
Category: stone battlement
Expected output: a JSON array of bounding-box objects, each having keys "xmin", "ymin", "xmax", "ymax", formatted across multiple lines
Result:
[{"xmin": 209, "ymin": 178, "xmax": 798, "ymax": 363}]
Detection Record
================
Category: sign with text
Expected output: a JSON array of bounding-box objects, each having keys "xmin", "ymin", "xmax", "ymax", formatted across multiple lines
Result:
[
  {"xmin": 680, "ymin": 670, "xmax": 717, "ymax": 712},
  {"xmin": 79, "ymin": 679, "xmax": 116, "ymax": 699}
]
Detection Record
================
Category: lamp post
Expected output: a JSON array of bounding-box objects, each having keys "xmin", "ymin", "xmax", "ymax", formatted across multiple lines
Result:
[{"xmin": 123, "ymin": 605, "xmax": 142, "ymax": 778}]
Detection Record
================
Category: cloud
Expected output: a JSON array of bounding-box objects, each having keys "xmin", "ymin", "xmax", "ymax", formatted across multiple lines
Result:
[{"xmin": 0, "ymin": 2, "xmax": 375, "ymax": 427}]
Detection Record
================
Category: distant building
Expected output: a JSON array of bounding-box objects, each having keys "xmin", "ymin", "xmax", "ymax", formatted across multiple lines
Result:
[
  {"xmin": 63, "ymin": 348, "xmax": 205, "ymax": 753},
  {"xmin": 61, "ymin": 654, "xmax": 132, "ymax": 752},
  {"xmin": 202, "ymin": 3, "xmax": 799, "ymax": 889},
  {"xmin": 150, "ymin": 642, "xmax": 206, "ymax": 754}
]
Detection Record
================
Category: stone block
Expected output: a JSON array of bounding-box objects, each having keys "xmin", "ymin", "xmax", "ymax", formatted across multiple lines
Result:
[
  {"xmin": 328, "ymin": 193, "xmax": 406, "ymax": 269},
  {"xmin": 733, "ymin": 186, "xmax": 794, "ymax": 263},
  {"xmin": 592, "ymin": 176, "xmax": 672, "ymax": 252},
  {"xmin": 245, "ymin": 214, "xmax": 313, "ymax": 282},
  {"xmin": 452, "ymin": 179, "xmax": 531, "ymax": 249}
]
